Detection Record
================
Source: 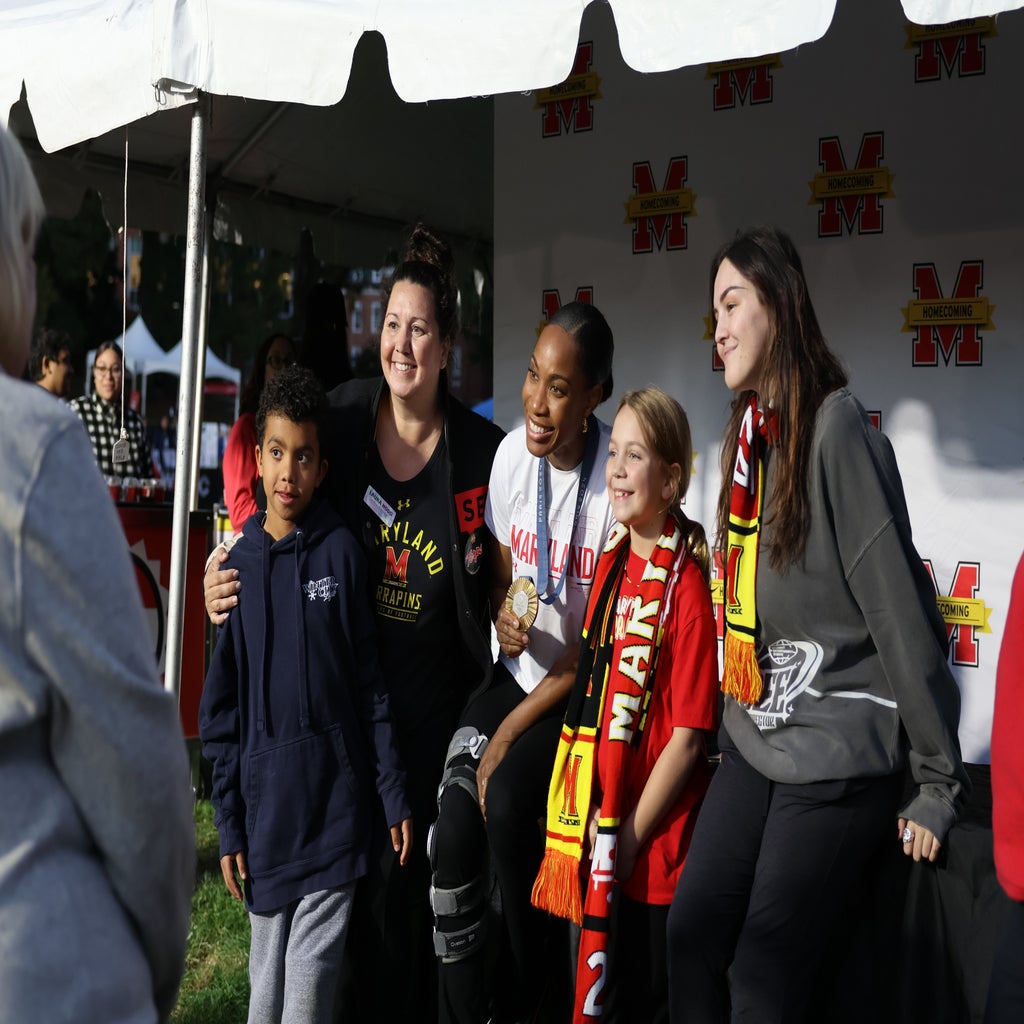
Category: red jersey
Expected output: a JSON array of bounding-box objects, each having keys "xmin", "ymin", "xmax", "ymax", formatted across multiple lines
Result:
[{"xmin": 595, "ymin": 545, "xmax": 720, "ymax": 904}]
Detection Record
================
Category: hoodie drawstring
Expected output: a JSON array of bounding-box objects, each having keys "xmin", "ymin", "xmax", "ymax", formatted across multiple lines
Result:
[{"xmin": 294, "ymin": 528, "xmax": 311, "ymax": 730}]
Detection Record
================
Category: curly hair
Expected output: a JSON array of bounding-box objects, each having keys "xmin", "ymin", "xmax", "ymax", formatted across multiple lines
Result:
[{"xmin": 256, "ymin": 364, "xmax": 327, "ymax": 448}]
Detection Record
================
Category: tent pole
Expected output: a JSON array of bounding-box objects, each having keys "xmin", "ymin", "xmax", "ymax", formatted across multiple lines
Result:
[
  {"xmin": 186, "ymin": 218, "xmax": 212, "ymax": 511},
  {"xmin": 165, "ymin": 92, "xmax": 209, "ymax": 700}
]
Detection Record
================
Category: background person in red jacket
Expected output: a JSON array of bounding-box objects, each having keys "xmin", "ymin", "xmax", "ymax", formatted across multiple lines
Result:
[{"xmin": 986, "ymin": 552, "xmax": 1024, "ymax": 1022}]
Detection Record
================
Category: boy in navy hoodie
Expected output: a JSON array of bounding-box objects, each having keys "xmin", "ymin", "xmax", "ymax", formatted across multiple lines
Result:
[{"xmin": 200, "ymin": 365, "xmax": 412, "ymax": 1023}]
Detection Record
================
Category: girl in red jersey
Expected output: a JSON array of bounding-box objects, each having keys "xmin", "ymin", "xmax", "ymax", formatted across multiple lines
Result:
[{"xmin": 533, "ymin": 386, "xmax": 719, "ymax": 1024}]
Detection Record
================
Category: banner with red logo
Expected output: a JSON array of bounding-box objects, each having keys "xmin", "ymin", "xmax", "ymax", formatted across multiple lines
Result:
[{"xmin": 493, "ymin": 0, "xmax": 1024, "ymax": 762}]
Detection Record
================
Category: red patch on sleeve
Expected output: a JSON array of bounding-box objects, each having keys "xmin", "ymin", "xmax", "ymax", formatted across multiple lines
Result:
[{"xmin": 455, "ymin": 485, "xmax": 488, "ymax": 533}]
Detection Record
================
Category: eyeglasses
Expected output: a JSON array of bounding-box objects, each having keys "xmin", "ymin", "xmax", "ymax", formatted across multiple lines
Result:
[
  {"xmin": 266, "ymin": 355, "xmax": 294, "ymax": 371},
  {"xmin": 94, "ymin": 364, "xmax": 122, "ymax": 377}
]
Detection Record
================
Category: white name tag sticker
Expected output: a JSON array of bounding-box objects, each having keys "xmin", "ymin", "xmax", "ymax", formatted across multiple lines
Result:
[{"xmin": 364, "ymin": 484, "xmax": 396, "ymax": 527}]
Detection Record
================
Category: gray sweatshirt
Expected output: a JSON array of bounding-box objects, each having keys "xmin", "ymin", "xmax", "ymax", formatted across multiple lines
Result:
[
  {"xmin": 723, "ymin": 389, "xmax": 967, "ymax": 841},
  {"xmin": 0, "ymin": 376, "xmax": 195, "ymax": 1022}
]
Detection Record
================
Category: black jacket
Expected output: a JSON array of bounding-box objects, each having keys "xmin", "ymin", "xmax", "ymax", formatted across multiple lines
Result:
[
  {"xmin": 200, "ymin": 498, "xmax": 410, "ymax": 913},
  {"xmin": 324, "ymin": 375, "xmax": 505, "ymax": 703}
]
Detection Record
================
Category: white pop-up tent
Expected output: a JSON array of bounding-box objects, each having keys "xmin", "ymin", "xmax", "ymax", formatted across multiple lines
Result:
[
  {"xmin": 88, "ymin": 315, "xmax": 169, "ymax": 388},
  {"xmin": 134, "ymin": 341, "xmax": 240, "ymax": 420},
  {"xmin": 3, "ymin": 0, "xmax": 1020, "ymax": 701},
  {"xmin": 87, "ymin": 317, "xmax": 240, "ymax": 418}
]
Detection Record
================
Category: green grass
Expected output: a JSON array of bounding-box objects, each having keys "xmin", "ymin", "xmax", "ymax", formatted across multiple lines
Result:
[{"xmin": 171, "ymin": 800, "xmax": 251, "ymax": 1024}]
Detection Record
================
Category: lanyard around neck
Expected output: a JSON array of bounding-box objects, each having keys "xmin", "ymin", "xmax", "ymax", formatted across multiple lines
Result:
[{"xmin": 535, "ymin": 416, "xmax": 599, "ymax": 605}]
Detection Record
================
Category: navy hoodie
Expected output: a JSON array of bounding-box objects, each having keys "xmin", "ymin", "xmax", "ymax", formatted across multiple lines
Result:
[{"xmin": 200, "ymin": 497, "xmax": 410, "ymax": 913}]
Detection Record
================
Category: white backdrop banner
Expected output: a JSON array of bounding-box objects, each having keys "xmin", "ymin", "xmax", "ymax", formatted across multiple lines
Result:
[{"xmin": 492, "ymin": 0, "xmax": 1024, "ymax": 763}]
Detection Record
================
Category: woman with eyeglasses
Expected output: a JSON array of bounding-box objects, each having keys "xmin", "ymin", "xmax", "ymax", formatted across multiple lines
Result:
[
  {"xmin": 221, "ymin": 332, "xmax": 297, "ymax": 529},
  {"xmin": 69, "ymin": 339, "xmax": 153, "ymax": 479}
]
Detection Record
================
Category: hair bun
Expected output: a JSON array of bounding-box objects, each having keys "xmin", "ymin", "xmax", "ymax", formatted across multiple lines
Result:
[{"xmin": 403, "ymin": 223, "xmax": 454, "ymax": 277}]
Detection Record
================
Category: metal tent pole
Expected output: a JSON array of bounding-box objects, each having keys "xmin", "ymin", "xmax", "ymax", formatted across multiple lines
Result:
[{"xmin": 164, "ymin": 93, "xmax": 209, "ymax": 699}]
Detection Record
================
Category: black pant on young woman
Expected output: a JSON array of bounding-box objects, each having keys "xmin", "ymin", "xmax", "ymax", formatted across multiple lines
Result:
[
  {"xmin": 431, "ymin": 663, "xmax": 565, "ymax": 1024},
  {"xmin": 666, "ymin": 739, "xmax": 902, "ymax": 1024}
]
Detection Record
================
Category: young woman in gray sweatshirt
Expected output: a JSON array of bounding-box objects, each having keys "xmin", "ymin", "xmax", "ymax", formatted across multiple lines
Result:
[{"xmin": 667, "ymin": 225, "xmax": 967, "ymax": 1024}]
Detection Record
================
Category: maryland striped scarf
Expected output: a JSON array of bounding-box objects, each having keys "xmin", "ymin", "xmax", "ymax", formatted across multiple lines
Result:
[
  {"xmin": 531, "ymin": 515, "xmax": 685, "ymax": 1021},
  {"xmin": 722, "ymin": 398, "xmax": 776, "ymax": 705}
]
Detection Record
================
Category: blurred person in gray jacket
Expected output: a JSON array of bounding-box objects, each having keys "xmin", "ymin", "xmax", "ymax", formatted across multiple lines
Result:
[{"xmin": 0, "ymin": 123, "xmax": 195, "ymax": 1023}]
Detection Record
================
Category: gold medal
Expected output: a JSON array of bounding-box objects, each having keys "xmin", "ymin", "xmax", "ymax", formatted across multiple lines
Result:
[{"xmin": 505, "ymin": 577, "xmax": 539, "ymax": 630}]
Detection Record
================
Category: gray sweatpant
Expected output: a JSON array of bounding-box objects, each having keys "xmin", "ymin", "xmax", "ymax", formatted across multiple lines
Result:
[{"xmin": 247, "ymin": 883, "xmax": 356, "ymax": 1024}]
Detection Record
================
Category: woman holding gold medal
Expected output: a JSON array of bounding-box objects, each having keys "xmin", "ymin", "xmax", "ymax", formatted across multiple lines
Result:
[{"xmin": 430, "ymin": 302, "xmax": 617, "ymax": 1024}]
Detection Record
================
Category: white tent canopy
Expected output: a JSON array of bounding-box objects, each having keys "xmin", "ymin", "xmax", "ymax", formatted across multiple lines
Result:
[
  {"xmin": 4, "ymin": 1, "xmax": 1020, "ymax": 264},
  {"xmin": 4, "ymin": 1, "xmax": 1022, "ymax": 156}
]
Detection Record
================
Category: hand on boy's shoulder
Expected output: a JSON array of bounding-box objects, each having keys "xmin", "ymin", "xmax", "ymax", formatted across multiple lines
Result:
[{"xmin": 204, "ymin": 541, "xmax": 241, "ymax": 626}]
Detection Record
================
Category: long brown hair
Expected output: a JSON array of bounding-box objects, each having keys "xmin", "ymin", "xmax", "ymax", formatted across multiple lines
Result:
[
  {"xmin": 619, "ymin": 387, "xmax": 711, "ymax": 584},
  {"xmin": 711, "ymin": 226, "xmax": 848, "ymax": 570}
]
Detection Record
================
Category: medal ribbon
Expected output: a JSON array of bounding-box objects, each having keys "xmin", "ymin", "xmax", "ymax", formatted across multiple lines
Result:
[{"xmin": 535, "ymin": 416, "xmax": 599, "ymax": 606}]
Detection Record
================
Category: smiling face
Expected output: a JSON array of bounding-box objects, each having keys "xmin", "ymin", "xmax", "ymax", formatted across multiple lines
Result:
[
  {"xmin": 712, "ymin": 257, "xmax": 773, "ymax": 396},
  {"xmin": 380, "ymin": 280, "xmax": 450, "ymax": 411},
  {"xmin": 92, "ymin": 349, "xmax": 123, "ymax": 402},
  {"xmin": 606, "ymin": 404, "xmax": 679, "ymax": 554},
  {"xmin": 521, "ymin": 324, "xmax": 603, "ymax": 472},
  {"xmin": 255, "ymin": 413, "xmax": 327, "ymax": 541}
]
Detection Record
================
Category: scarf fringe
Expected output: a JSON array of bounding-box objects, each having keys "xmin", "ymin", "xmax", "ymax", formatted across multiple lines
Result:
[
  {"xmin": 722, "ymin": 631, "xmax": 763, "ymax": 705},
  {"xmin": 531, "ymin": 848, "xmax": 583, "ymax": 925}
]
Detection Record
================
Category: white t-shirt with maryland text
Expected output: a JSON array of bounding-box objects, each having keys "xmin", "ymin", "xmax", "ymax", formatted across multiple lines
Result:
[{"xmin": 485, "ymin": 421, "xmax": 616, "ymax": 694}]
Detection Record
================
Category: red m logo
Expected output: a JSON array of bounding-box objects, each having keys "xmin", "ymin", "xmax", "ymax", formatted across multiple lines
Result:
[
  {"xmin": 922, "ymin": 560, "xmax": 984, "ymax": 668},
  {"xmin": 541, "ymin": 286, "xmax": 595, "ymax": 326},
  {"xmin": 915, "ymin": 33, "xmax": 985, "ymax": 81},
  {"xmin": 561, "ymin": 754, "xmax": 584, "ymax": 818},
  {"xmin": 385, "ymin": 547, "xmax": 410, "ymax": 583},
  {"xmin": 541, "ymin": 42, "xmax": 596, "ymax": 137},
  {"xmin": 725, "ymin": 546, "xmax": 743, "ymax": 614},
  {"xmin": 630, "ymin": 158, "xmax": 690, "ymax": 254},
  {"xmin": 910, "ymin": 262, "xmax": 984, "ymax": 366},
  {"xmin": 712, "ymin": 64, "xmax": 774, "ymax": 110},
  {"xmin": 816, "ymin": 133, "xmax": 886, "ymax": 237}
]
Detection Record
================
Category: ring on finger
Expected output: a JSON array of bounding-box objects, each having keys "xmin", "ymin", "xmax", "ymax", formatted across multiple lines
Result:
[{"xmin": 901, "ymin": 826, "xmax": 915, "ymax": 844}]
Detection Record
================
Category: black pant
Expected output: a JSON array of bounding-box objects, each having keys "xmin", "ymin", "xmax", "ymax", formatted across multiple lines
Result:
[
  {"xmin": 602, "ymin": 895, "xmax": 670, "ymax": 1024},
  {"xmin": 666, "ymin": 745, "xmax": 901, "ymax": 1024},
  {"xmin": 985, "ymin": 899, "xmax": 1024, "ymax": 1023},
  {"xmin": 341, "ymin": 718, "xmax": 454, "ymax": 1024},
  {"xmin": 432, "ymin": 664, "xmax": 565, "ymax": 1024}
]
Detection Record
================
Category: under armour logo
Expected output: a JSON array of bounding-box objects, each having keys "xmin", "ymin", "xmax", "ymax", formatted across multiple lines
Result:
[{"xmin": 397, "ymin": 499, "xmax": 411, "ymax": 511}]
